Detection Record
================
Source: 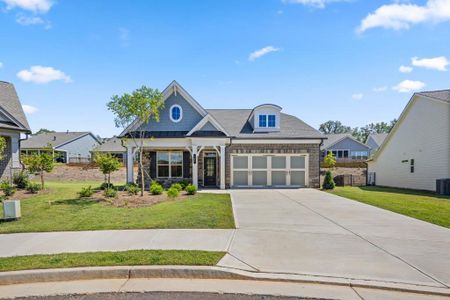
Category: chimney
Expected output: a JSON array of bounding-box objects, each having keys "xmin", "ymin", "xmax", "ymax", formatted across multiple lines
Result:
[
  {"xmin": 53, "ymin": 136, "xmax": 56, "ymax": 141},
  {"xmin": 66, "ymin": 130, "xmax": 69, "ymax": 134}
]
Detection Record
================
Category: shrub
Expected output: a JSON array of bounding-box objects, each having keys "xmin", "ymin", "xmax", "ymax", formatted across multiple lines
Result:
[
  {"xmin": 0, "ymin": 180, "xmax": 16, "ymax": 198},
  {"xmin": 78, "ymin": 186, "xmax": 94, "ymax": 198},
  {"xmin": 100, "ymin": 182, "xmax": 114, "ymax": 190},
  {"xmin": 322, "ymin": 171, "xmax": 335, "ymax": 190},
  {"xmin": 171, "ymin": 183, "xmax": 183, "ymax": 192},
  {"xmin": 179, "ymin": 180, "xmax": 190, "ymax": 190},
  {"xmin": 13, "ymin": 171, "xmax": 29, "ymax": 189},
  {"xmin": 167, "ymin": 186, "xmax": 179, "ymax": 198},
  {"xmin": 104, "ymin": 187, "xmax": 118, "ymax": 198},
  {"xmin": 185, "ymin": 184, "xmax": 197, "ymax": 195},
  {"xmin": 125, "ymin": 183, "xmax": 140, "ymax": 195},
  {"xmin": 150, "ymin": 182, "xmax": 163, "ymax": 195},
  {"xmin": 26, "ymin": 182, "xmax": 41, "ymax": 194}
]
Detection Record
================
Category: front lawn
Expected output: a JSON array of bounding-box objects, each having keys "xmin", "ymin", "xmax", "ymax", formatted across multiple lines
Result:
[
  {"xmin": 0, "ymin": 250, "xmax": 225, "ymax": 272},
  {"xmin": 328, "ymin": 186, "xmax": 450, "ymax": 228},
  {"xmin": 0, "ymin": 181, "xmax": 235, "ymax": 233}
]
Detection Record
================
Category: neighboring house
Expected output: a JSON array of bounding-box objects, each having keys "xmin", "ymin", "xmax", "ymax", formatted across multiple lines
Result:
[
  {"xmin": 0, "ymin": 81, "xmax": 31, "ymax": 179},
  {"xmin": 366, "ymin": 133, "xmax": 388, "ymax": 155},
  {"xmin": 120, "ymin": 81, "xmax": 325, "ymax": 189},
  {"xmin": 368, "ymin": 90, "xmax": 450, "ymax": 191},
  {"xmin": 21, "ymin": 131, "xmax": 101, "ymax": 163},
  {"xmin": 92, "ymin": 136, "xmax": 126, "ymax": 163},
  {"xmin": 320, "ymin": 134, "xmax": 371, "ymax": 161}
]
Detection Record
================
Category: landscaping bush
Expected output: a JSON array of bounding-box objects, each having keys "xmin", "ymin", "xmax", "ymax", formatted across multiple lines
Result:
[
  {"xmin": 185, "ymin": 184, "xmax": 197, "ymax": 195},
  {"xmin": 171, "ymin": 183, "xmax": 183, "ymax": 192},
  {"xmin": 78, "ymin": 186, "xmax": 94, "ymax": 198},
  {"xmin": 150, "ymin": 182, "xmax": 163, "ymax": 195},
  {"xmin": 0, "ymin": 180, "xmax": 16, "ymax": 198},
  {"xmin": 167, "ymin": 186, "xmax": 179, "ymax": 198},
  {"xmin": 13, "ymin": 171, "xmax": 29, "ymax": 189},
  {"xmin": 100, "ymin": 182, "xmax": 114, "ymax": 190},
  {"xmin": 125, "ymin": 183, "xmax": 140, "ymax": 195},
  {"xmin": 179, "ymin": 180, "xmax": 190, "ymax": 190},
  {"xmin": 104, "ymin": 187, "xmax": 118, "ymax": 198},
  {"xmin": 26, "ymin": 182, "xmax": 41, "ymax": 194},
  {"xmin": 322, "ymin": 171, "xmax": 335, "ymax": 190}
]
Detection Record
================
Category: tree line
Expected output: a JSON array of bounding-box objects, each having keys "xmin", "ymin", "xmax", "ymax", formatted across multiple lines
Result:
[{"xmin": 318, "ymin": 119, "xmax": 397, "ymax": 143}]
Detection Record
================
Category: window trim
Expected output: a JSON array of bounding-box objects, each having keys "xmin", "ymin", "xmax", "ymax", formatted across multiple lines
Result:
[
  {"xmin": 156, "ymin": 151, "xmax": 183, "ymax": 178},
  {"xmin": 330, "ymin": 149, "xmax": 350, "ymax": 159},
  {"xmin": 268, "ymin": 114, "xmax": 276, "ymax": 128},
  {"xmin": 258, "ymin": 115, "xmax": 267, "ymax": 128},
  {"xmin": 169, "ymin": 104, "xmax": 183, "ymax": 123}
]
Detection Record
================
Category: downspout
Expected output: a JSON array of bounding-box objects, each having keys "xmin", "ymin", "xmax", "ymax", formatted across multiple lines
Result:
[{"xmin": 319, "ymin": 138, "xmax": 324, "ymax": 189}]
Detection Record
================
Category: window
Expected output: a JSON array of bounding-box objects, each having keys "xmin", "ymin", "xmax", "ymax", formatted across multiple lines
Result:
[
  {"xmin": 170, "ymin": 105, "xmax": 182, "ymax": 122},
  {"xmin": 258, "ymin": 115, "xmax": 267, "ymax": 127},
  {"xmin": 331, "ymin": 150, "xmax": 349, "ymax": 159},
  {"xmin": 351, "ymin": 151, "xmax": 368, "ymax": 160},
  {"xmin": 268, "ymin": 115, "xmax": 276, "ymax": 127},
  {"xmin": 410, "ymin": 159, "xmax": 414, "ymax": 173},
  {"xmin": 157, "ymin": 151, "xmax": 183, "ymax": 178}
]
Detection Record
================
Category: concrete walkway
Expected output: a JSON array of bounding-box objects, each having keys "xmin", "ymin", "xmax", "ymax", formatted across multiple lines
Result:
[{"xmin": 0, "ymin": 188, "xmax": 449, "ymax": 293}]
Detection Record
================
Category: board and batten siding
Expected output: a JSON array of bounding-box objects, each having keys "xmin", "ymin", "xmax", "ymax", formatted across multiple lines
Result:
[
  {"xmin": 366, "ymin": 136, "xmax": 380, "ymax": 155},
  {"xmin": 57, "ymin": 134, "xmax": 100, "ymax": 160},
  {"xmin": 368, "ymin": 95, "xmax": 450, "ymax": 191}
]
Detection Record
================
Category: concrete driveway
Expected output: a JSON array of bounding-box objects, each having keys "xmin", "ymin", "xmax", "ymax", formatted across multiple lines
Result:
[{"xmin": 218, "ymin": 189, "xmax": 450, "ymax": 289}]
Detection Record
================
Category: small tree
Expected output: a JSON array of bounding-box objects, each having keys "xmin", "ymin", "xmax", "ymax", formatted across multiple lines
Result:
[
  {"xmin": 22, "ymin": 151, "xmax": 55, "ymax": 189},
  {"xmin": 0, "ymin": 136, "xmax": 6, "ymax": 161},
  {"xmin": 94, "ymin": 153, "xmax": 121, "ymax": 187},
  {"xmin": 107, "ymin": 86, "xmax": 164, "ymax": 196},
  {"xmin": 324, "ymin": 151, "xmax": 336, "ymax": 168},
  {"xmin": 322, "ymin": 171, "xmax": 335, "ymax": 190}
]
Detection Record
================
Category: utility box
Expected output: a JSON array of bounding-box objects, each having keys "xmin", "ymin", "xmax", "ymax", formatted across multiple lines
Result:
[
  {"xmin": 3, "ymin": 200, "xmax": 21, "ymax": 220},
  {"xmin": 436, "ymin": 179, "xmax": 450, "ymax": 195}
]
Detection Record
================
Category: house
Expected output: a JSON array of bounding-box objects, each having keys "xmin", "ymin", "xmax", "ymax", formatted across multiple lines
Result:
[
  {"xmin": 0, "ymin": 81, "xmax": 31, "ymax": 179},
  {"xmin": 366, "ymin": 133, "xmax": 388, "ymax": 155},
  {"xmin": 92, "ymin": 136, "xmax": 126, "ymax": 163},
  {"xmin": 320, "ymin": 134, "xmax": 371, "ymax": 161},
  {"xmin": 368, "ymin": 90, "xmax": 450, "ymax": 191},
  {"xmin": 120, "ymin": 81, "xmax": 325, "ymax": 189},
  {"xmin": 21, "ymin": 131, "xmax": 101, "ymax": 163}
]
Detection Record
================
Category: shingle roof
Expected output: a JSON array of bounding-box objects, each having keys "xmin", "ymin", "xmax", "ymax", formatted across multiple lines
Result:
[
  {"xmin": 367, "ymin": 133, "xmax": 388, "ymax": 147},
  {"xmin": 94, "ymin": 137, "xmax": 126, "ymax": 153},
  {"xmin": 417, "ymin": 90, "xmax": 450, "ymax": 103},
  {"xmin": 206, "ymin": 109, "xmax": 324, "ymax": 139},
  {"xmin": 321, "ymin": 133, "xmax": 370, "ymax": 149},
  {"xmin": 21, "ymin": 132, "xmax": 93, "ymax": 149},
  {"xmin": 0, "ymin": 81, "xmax": 31, "ymax": 132}
]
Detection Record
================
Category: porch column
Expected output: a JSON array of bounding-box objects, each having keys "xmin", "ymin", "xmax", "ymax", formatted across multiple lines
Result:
[
  {"xmin": 192, "ymin": 146, "xmax": 198, "ymax": 188},
  {"xmin": 126, "ymin": 146, "xmax": 134, "ymax": 183},
  {"xmin": 220, "ymin": 145, "xmax": 225, "ymax": 190}
]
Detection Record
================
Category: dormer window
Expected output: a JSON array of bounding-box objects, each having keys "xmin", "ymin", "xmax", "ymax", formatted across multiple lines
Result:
[
  {"xmin": 259, "ymin": 115, "xmax": 267, "ymax": 127},
  {"xmin": 170, "ymin": 105, "xmax": 182, "ymax": 123},
  {"xmin": 250, "ymin": 104, "xmax": 282, "ymax": 132},
  {"xmin": 268, "ymin": 115, "xmax": 276, "ymax": 128}
]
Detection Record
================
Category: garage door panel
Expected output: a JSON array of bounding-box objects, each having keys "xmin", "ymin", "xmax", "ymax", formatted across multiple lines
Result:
[
  {"xmin": 291, "ymin": 171, "xmax": 305, "ymax": 186},
  {"xmin": 252, "ymin": 156, "xmax": 267, "ymax": 169},
  {"xmin": 233, "ymin": 156, "xmax": 248, "ymax": 169},
  {"xmin": 252, "ymin": 171, "xmax": 267, "ymax": 186},
  {"xmin": 272, "ymin": 171, "xmax": 287, "ymax": 186},
  {"xmin": 272, "ymin": 156, "xmax": 286, "ymax": 169},
  {"xmin": 291, "ymin": 156, "xmax": 305, "ymax": 169},
  {"xmin": 233, "ymin": 171, "xmax": 248, "ymax": 186}
]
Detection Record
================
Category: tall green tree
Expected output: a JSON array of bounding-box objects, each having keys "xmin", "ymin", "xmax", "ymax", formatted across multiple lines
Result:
[
  {"xmin": 22, "ymin": 151, "xmax": 55, "ymax": 189},
  {"xmin": 34, "ymin": 128, "xmax": 55, "ymax": 135},
  {"xmin": 319, "ymin": 121, "xmax": 352, "ymax": 134},
  {"xmin": 94, "ymin": 153, "xmax": 121, "ymax": 187},
  {"xmin": 107, "ymin": 86, "xmax": 164, "ymax": 196}
]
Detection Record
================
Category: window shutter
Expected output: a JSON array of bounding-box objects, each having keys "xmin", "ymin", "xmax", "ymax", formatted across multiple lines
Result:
[{"xmin": 150, "ymin": 151, "xmax": 156, "ymax": 179}]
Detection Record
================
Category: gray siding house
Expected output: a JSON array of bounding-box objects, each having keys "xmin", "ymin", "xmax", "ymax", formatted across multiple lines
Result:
[
  {"xmin": 0, "ymin": 81, "xmax": 31, "ymax": 179},
  {"xmin": 21, "ymin": 131, "xmax": 101, "ymax": 163},
  {"xmin": 92, "ymin": 136, "xmax": 126, "ymax": 163},
  {"xmin": 121, "ymin": 81, "xmax": 325, "ymax": 189},
  {"xmin": 321, "ymin": 134, "xmax": 371, "ymax": 161},
  {"xmin": 366, "ymin": 133, "xmax": 388, "ymax": 155}
]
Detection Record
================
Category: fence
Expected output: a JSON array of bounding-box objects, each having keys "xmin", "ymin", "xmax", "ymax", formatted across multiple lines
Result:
[
  {"xmin": 68, "ymin": 157, "xmax": 92, "ymax": 164},
  {"xmin": 367, "ymin": 172, "xmax": 376, "ymax": 186},
  {"xmin": 334, "ymin": 174, "xmax": 366, "ymax": 187}
]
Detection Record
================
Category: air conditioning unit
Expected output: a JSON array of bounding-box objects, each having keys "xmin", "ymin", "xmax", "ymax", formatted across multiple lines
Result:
[
  {"xmin": 3, "ymin": 200, "xmax": 21, "ymax": 220},
  {"xmin": 436, "ymin": 179, "xmax": 450, "ymax": 195}
]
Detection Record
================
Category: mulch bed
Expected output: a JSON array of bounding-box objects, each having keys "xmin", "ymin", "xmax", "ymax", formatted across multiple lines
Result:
[{"xmin": 88, "ymin": 190, "xmax": 191, "ymax": 208}]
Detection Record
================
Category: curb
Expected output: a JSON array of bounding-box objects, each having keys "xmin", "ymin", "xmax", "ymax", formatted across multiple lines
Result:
[{"xmin": 0, "ymin": 266, "xmax": 449, "ymax": 297}]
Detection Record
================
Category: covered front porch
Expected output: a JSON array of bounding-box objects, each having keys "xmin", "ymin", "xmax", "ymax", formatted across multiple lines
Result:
[{"xmin": 125, "ymin": 137, "xmax": 228, "ymax": 189}]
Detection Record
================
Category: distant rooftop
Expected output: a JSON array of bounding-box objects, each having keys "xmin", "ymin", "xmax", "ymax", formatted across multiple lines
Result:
[{"xmin": 21, "ymin": 132, "xmax": 94, "ymax": 149}]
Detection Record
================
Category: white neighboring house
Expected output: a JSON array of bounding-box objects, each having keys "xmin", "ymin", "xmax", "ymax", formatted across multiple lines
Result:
[{"xmin": 368, "ymin": 90, "xmax": 450, "ymax": 191}]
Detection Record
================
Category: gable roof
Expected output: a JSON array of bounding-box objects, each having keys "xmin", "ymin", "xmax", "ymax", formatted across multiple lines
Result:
[
  {"xmin": 21, "ymin": 132, "xmax": 99, "ymax": 149},
  {"xmin": 94, "ymin": 136, "xmax": 126, "ymax": 152},
  {"xmin": 187, "ymin": 114, "xmax": 229, "ymax": 136},
  {"xmin": 366, "ymin": 133, "xmax": 388, "ymax": 148},
  {"xmin": 321, "ymin": 133, "xmax": 370, "ymax": 150},
  {"xmin": 0, "ymin": 81, "xmax": 31, "ymax": 132},
  {"xmin": 370, "ymin": 90, "xmax": 450, "ymax": 161}
]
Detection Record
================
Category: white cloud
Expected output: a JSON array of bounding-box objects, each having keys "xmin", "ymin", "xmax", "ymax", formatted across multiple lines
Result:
[
  {"xmin": 357, "ymin": 0, "xmax": 450, "ymax": 33},
  {"xmin": 399, "ymin": 65, "xmax": 413, "ymax": 73},
  {"xmin": 352, "ymin": 93, "xmax": 364, "ymax": 100},
  {"xmin": 248, "ymin": 46, "xmax": 280, "ymax": 61},
  {"xmin": 392, "ymin": 80, "xmax": 426, "ymax": 93},
  {"xmin": 282, "ymin": 0, "xmax": 347, "ymax": 9},
  {"xmin": 411, "ymin": 56, "xmax": 449, "ymax": 71},
  {"xmin": 0, "ymin": 62, "xmax": 3, "ymax": 68},
  {"xmin": 2, "ymin": 0, "xmax": 53, "ymax": 13},
  {"xmin": 17, "ymin": 66, "xmax": 72, "ymax": 84},
  {"xmin": 22, "ymin": 104, "xmax": 38, "ymax": 114},
  {"xmin": 373, "ymin": 86, "xmax": 388, "ymax": 92}
]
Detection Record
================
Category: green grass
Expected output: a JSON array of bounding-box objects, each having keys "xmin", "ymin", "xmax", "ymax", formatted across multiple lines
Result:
[
  {"xmin": 0, "ymin": 250, "xmax": 225, "ymax": 272},
  {"xmin": 328, "ymin": 186, "xmax": 450, "ymax": 228},
  {"xmin": 0, "ymin": 181, "xmax": 235, "ymax": 233}
]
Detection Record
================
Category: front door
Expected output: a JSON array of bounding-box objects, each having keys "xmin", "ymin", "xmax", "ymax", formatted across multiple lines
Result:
[{"xmin": 204, "ymin": 155, "xmax": 217, "ymax": 186}]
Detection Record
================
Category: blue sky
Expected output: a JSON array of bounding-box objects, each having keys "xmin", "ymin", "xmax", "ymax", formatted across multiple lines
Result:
[{"xmin": 1, "ymin": 0, "xmax": 449, "ymax": 137}]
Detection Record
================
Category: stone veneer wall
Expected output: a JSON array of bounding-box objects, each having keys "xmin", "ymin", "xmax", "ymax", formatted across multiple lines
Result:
[{"xmin": 225, "ymin": 143, "xmax": 321, "ymax": 188}]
